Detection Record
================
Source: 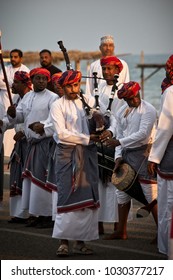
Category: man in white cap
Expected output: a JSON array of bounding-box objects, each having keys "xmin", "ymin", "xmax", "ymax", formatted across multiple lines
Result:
[{"xmin": 85, "ymin": 35, "xmax": 130, "ymax": 97}]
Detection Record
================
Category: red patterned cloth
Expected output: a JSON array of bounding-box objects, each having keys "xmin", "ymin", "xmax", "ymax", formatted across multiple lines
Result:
[
  {"xmin": 58, "ymin": 70, "xmax": 82, "ymax": 87},
  {"xmin": 117, "ymin": 81, "xmax": 141, "ymax": 99},
  {"xmin": 51, "ymin": 72, "xmax": 63, "ymax": 84},
  {"xmin": 161, "ymin": 55, "xmax": 173, "ymax": 94},
  {"xmin": 166, "ymin": 54, "xmax": 173, "ymax": 73},
  {"xmin": 30, "ymin": 67, "xmax": 51, "ymax": 82},
  {"xmin": 161, "ymin": 77, "xmax": 173, "ymax": 94},
  {"xmin": 100, "ymin": 56, "xmax": 123, "ymax": 73},
  {"xmin": 14, "ymin": 71, "xmax": 32, "ymax": 90}
]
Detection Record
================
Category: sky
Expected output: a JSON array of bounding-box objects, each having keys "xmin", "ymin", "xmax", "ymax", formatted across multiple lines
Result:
[{"xmin": 0, "ymin": 0, "xmax": 173, "ymax": 55}]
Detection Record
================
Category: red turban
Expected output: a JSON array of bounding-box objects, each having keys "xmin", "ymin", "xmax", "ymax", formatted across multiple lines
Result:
[
  {"xmin": 58, "ymin": 70, "xmax": 82, "ymax": 87},
  {"xmin": 30, "ymin": 68, "xmax": 51, "ymax": 82},
  {"xmin": 14, "ymin": 71, "xmax": 32, "ymax": 90},
  {"xmin": 117, "ymin": 81, "xmax": 141, "ymax": 99},
  {"xmin": 100, "ymin": 56, "xmax": 123, "ymax": 73},
  {"xmin": 161, "ymin": 55, "xmax": 173, "ymax": 94},
  {"xmin": 51, "ymin": 72, "xmax": 63, "ymax": 84},
  {"xmin": 165, "ymin": 55, "xmax": 173, "ymax": 79},
  {"xmin": 166, "ymin": 55, "xmax": 173, "ymax": 71}
]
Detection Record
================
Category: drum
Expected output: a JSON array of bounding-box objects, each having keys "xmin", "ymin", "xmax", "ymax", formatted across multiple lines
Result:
[{"xmin": 111, "ymin": 163, "xmax": 148, "ymax": 205}]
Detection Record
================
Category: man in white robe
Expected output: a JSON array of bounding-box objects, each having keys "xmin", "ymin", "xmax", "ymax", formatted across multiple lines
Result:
[
  {"xmin": 1, "ymin": 71, "xmax": 32, "ymax": 222},
  {"xmin": 50, "ymin": 69, "xmax": 100, "ymax": 257},
  {"xmin": 95, "ymin": 56, "xmax": 132, "ymax": 236},
  {"xmin": 7, "ymin": 68, "xmax": 58, "ymax": 227},
  {"xmin": 106, "ymin": 81, "xmax": 158, "ymax": 240},
  {"xmin": 85, "ymin": 35, "xmax": 129, "ymax": 97},
  {"xmin": 0, "ymin": 49, "xmax": 30, "ymax": 157},
  {"xmin": 148, "ymin": 54, "xmax": 173, "ymax": 257}
]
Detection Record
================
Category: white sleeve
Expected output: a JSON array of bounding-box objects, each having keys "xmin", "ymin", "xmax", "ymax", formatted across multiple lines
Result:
[
  {"xmin": 50, "ymin": 101, "xmax": 90, "ymax": 145},
  {"xmin": 149, "ymin": 89, "xmax": 173, "ymax": 163}
]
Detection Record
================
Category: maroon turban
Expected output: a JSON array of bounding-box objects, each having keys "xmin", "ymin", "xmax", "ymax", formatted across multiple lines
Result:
[
  {"xmin": 51, "ymin": 72, "xmax": 63, "ymax": 85},
  {"xmin": 161, "ymin": 54, "xmax": 173, "ymax": 94},
  {"xmin": 117, "ymin": 81, "xmax": 141, "ymax": 99},
  {"xmin": 14, "ymin": 71, "xmax": 32, "ymax": 90},
  {"xmin": 58, "ymin": 70, "xmax": 82, "ymax": 87},
  {"xmin": 30, "ymin": 68, "xmax": 51, "ymax": 82},
  {"xmin": 166, "ymin": 55, "xmax": 173, "ymax": 72},
  {"xmin": 100, "ymin": 56, "xmax": 123, "ymax": 73}
]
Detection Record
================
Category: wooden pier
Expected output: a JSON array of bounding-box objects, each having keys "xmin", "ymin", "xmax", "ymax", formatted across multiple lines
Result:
[{"xmin": 137, "ymin": 51, "xmax": 165, "ymax": 98}]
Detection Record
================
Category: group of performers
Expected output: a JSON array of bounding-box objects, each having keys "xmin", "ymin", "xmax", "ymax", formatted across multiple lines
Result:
[{"xmin": 0, "ymin": 35, "xmax": 173, "ymax": 258}]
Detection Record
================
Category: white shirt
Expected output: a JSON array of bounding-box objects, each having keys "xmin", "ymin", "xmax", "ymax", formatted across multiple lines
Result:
[
  {"xmin": 0, "ymin": 64, "xmax": 30, "ymax": 110},
  {"xmin": 50, "ymin": 96, "xmax": 91, "ymax": 146},
  {"xmin": 85, "ymin": 58, "xmax": 130, "ymax": 97},
  {"xmin": 149, "ymin": 85, "xmax": 173, "ymax": 164},
  {"xmin": 9, "ymin": 89, "xmax": 58, "ymax": 140},
  {"xmin": 115, "ymin": 100, "xmax": 157, "ymax": 160}
]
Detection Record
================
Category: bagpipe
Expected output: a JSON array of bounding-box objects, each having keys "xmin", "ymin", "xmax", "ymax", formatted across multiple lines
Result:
[{"xmin": 57, "ymin": 40, "xmax": 118, "ymax": 134}]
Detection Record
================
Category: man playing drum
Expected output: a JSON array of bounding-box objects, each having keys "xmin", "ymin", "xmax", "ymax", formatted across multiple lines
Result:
[{"xmin": 105, "ymin": 81, "xmax": 158, "ymax": 240}]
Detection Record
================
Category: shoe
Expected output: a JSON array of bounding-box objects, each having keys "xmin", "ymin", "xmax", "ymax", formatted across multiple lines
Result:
[
  {"xmin": 56, "ymin": 244, "xmax": 69, "ymax": 257},
  {"xmin": 25, "ymin": 216, "xmax": 42, "ymax": 227},
  {"xmin": 103, "ymin": 232, "xmax": 127, "ymax": 240},
  {"xmin": 36, "ymin": 220, "xmax": 54, "ymax": 228},
  {"xmin": 73, "ymin": 244, "xmax": 93, "ymax": 255},
  {"xmin": 8, "ymin": 217, "xmax": 28, "ymax": 224},
  {"xmin": 98, "ymin": 222, "xmax": 104, "ymax": 235}
]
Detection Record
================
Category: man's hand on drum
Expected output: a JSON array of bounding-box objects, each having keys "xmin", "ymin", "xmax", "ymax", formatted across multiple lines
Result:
[
  {"xmin": 147, "ymin": 161, "xmax": 157, "ymax": 177},
  {"xmin": 99, "ymin": 130, "xmax": 113, "ymax": 143},
  {"xmin": 113, "ymin": 157, "xmax": 123, "ymax": 172}
]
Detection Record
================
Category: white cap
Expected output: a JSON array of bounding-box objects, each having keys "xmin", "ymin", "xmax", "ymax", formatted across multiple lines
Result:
[{"xmin": 100, "ymin": 35, "xmax": 114, "ymax": 45}]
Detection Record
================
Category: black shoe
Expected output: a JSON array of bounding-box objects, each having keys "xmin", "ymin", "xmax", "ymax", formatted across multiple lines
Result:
[
  {"xmin": 25, "ymin": 216, "xmax": 43, "ymax": 227},
  {"xmin": 36, "ymin": 217, "xmax": 54, "ymax": 228},
  {"xmin": 36, "ymin": 221, "xmax": 54, "ymax": 228},
  {"xmin": 8, "ymin": 217, "xmax": 28, "ymax": 224}
]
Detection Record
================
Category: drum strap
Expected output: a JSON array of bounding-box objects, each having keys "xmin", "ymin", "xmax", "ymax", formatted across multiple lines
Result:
[{"xmin": 124, "ymin": 156, "xmax": 147, "ymax": 192}]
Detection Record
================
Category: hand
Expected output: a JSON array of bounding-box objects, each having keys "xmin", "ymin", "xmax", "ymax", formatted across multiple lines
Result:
[
  {"xmin": 113, "ymin": 157, "xmax": 123, "ymax": 172},
  {"xmin": 28, "ymin": 122, "xmax": 45, "ymax": 135},
  {"xmin": 90, "ymin": 133, "xmax": 100, "ymax": 143},
  {"xmin": 106, "ymin": 138, "xmax": 120, "ymax": 148},
  {"xmin": 147, "ymin": 161, "xmax": 157, "ymax": 177},
  {"xmin": 99, "ymin": 130, "xmax": 112, "ymax": 143},
  {"xmin": 13, "ymin": 131, "xmax": 25, "ymax": 142},
  {"xmin": 7, "ymin": 105, "xmax": 16, "ymax": 118}
]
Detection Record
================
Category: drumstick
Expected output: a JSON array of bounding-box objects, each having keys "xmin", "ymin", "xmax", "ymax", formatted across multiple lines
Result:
[{"xmin": 0, "ymin": 30, "xmax": 13, "ymax": 105}]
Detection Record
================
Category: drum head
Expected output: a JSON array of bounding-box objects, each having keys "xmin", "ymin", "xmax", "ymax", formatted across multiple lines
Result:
[{"xmin": 111, "ymin": 163, "xmax": 136, "ymax": 191}]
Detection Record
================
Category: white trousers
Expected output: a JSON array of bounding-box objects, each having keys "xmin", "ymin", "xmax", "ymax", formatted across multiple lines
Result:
[
  {"xmin": 98, "ymin": 180, "xmax": 133, "ymax": 222},
  {"xmin": 157, "ymin": 175, "xmax": 173, "ymax": 256},
  {"xmin": 10, "ymin": 196, "xmax": 29, "ymax": 219},
  {"xmin": 21, "ymin": 178, "xmax": 52, "ymax": 216},
  {"xmin": 53, "ymin": 208, "xmax": 99, "ymax": 241}
]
